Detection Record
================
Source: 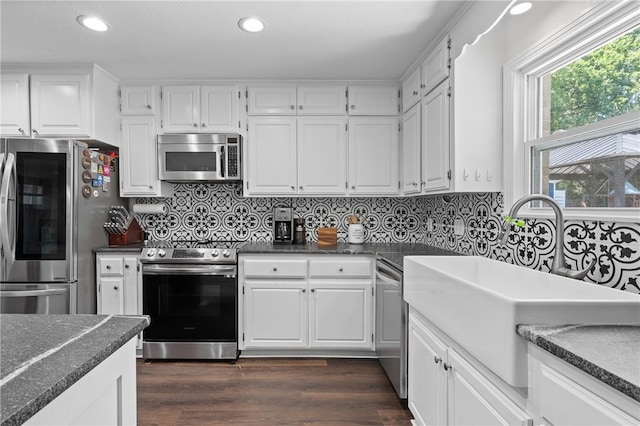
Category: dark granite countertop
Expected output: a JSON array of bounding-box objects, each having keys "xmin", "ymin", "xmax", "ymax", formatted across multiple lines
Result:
[
  {"xmin": 93, "ymin": 243, "xmax": 146, "ymax": 253},
  {"xmin": 0, "ymin": 314, "xmax": 149, "ymax": 426},
  {"xmin": 239, "ymin": 242, "xmax": 460, "ymax": 270},
  {"xmin": 517, "ymin": 324, "xmax": 640, "ymax": 402}
]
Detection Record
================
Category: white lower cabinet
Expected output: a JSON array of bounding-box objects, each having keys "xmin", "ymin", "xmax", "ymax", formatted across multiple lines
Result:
[
  {"xmin": 96, "ymin": 252, "xmax": 143, "ymax": 354},
  {"xmin": 408, "ymin": 310, "xmax": 532, "ymax": 426},
  {"xmin": 239, "ymin": 255, "xmax": 374, "ymax": 353}
]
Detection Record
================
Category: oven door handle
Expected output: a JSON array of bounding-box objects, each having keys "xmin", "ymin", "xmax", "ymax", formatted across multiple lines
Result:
[{"xmin": 142, "ymin": 264, "xmax": 237, "ymax": 277}]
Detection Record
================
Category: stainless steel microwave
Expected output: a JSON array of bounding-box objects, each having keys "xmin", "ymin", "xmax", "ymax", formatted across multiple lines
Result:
[{"xmin": 158, "ymin": 134, "xmax": 241, "ymax": 182}]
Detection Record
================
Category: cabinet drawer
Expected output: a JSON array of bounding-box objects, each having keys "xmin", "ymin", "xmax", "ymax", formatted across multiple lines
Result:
[
  {"xmin": 243, "ymin": 259, "xmax": 307, "ymax": 278},
  {"xmin": 308, "ymin": 259, "xmax": 372, "ymax": 278},
  {"xmin": 99, "ymin": 257, "xmax": 124, "ymax": 276}
]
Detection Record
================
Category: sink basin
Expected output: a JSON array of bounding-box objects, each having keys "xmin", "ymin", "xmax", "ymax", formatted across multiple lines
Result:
[{"xmin": 403, "ymin": 256, "xmax": 640, "ymax": 387}]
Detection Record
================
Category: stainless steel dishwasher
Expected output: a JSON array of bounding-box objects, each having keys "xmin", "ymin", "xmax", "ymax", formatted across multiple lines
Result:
[{"xmin": 375, "ymin": 258, "xmax": 407, "ymax": 399}]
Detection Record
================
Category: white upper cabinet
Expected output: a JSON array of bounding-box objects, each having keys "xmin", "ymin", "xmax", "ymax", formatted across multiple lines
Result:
[
  {"xmin": 402, "ymin": 67, "xmax": 422, "ymax": 113},
  {"xmin": 297, "ymin": 85, "xmax": 346, "ymax": 115},
  {"xmin": 401, "ymin": 103, "xmax": 421, "ymax": 195},
  {"xmin": 422, "ymin": 36, "xmax": 451, "ymax": 95},
  {"xmin": 246, "ymin": 117, "xmax": 297, "ymax": 195},
  {"xmin": 0, "ymin": 73, "xmax": 30, "ymax": 136},
  {"xmin": 161, "ymin": 84, "xmax": 240, "ymax": 133},
  {"xmin": 297, "ymin": 117, "xmax": 348, "ymax": 195},
  {"xmin": 421, "ymin": 80, "xmax": 450, "ymax": 192},
  {"xmin": 247, "ymin": 86, "xmax": 297, "ymax": 115},
  {"xmin": 348, "ymin": 85, "xmax": 399, "ymax": 115},
  {"xmin": 0, "ymin": 65, "xmax": 120, "ymax": 145},
  {"xmin": 120, "ymin": 85, "xmax": 157, "ymax": 115},
  {"xmin": 348, "ymin": 116, "xmax": 399, "ymax": 195}
]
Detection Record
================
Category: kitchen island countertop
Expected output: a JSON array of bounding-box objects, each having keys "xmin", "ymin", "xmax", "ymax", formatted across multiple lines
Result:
[
  {"xmin": 517, "ymin": 324, "xmax": 640, "ymax": 402},
  {"xmin": 0, "ymin": 314, "xmax": 149, "ymax": 426}
]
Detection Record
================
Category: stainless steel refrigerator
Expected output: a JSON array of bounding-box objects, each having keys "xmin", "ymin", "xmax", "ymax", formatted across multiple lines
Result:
[{"xmin": 0, "ymin": 138, "xmax": 123, "ymax": 314}]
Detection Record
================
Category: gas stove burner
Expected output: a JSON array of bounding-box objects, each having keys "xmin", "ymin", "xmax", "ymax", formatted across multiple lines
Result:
[{"xmin": 140, "ymin": 240, "xmax": 246, "ymax": 264}]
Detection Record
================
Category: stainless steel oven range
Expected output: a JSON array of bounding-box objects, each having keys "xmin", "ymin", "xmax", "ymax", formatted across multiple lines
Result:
[{"xmin": 140, "ymin": 240, "xmax": 245, "ymax": 360}]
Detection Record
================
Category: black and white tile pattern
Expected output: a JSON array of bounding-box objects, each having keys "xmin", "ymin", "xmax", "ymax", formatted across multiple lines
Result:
[{"xmin": 135, "ymin": 185, "xmax": 640, "ymax": 294}]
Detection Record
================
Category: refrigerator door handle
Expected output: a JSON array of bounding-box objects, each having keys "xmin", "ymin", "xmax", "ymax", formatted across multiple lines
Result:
[
  {"xmin": 0, "ymin": 288, "xmax": 67, "ymax": 297},
  {"xmin": 0, "ymin": 152, "xmax": 16, "ymax": 269}
]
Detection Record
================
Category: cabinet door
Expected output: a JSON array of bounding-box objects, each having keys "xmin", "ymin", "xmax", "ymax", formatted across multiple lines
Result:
[
  {"xmin": 421, "ymin": 81, "xmax": 450, "ymax": 192},
  {"xmin": 247, "ymin": 117, "xmax": 297, "ymax": 195},
  {"xmin": 297, "ymin": 85, "xmax": 346, "ymax": 115},
  {"xmin": 30, "ymin": 74, "xmax": 91, "ymax": 137},
  {"xmin": 243, "ymin": 280, "xmax": 308, "ymax": 348},
  {"xmin": 408, "ymin": 314, "xmax": 448, "ymax": 426},
  {"xmin": 348, "ymin": 117, "xmax": 399, "ymax": 195},
  {"xmin": 309, "ymin": 280, "xmax": 372, "ymax": 349},
  {"xmin": 120, "ymin": 116, "xmax": 162, "ymax": 196},
  {"xmin": 98, "ymin": 277, "xmax": 124, "ymax": 315},
  {"xmin": 402, "ymin": 68, "xmax": 421, "ymax": 113},
  {"xmin": 200, "ymin": 85, "xmax": 240, "ymax": 132},
  {"xmin": 0, "ymin": 73, "xmax": 30, "ymax": 136},
  {"xmin": 402, "ymin": 103, "xmax": 421, "ymax": 195},
  {"xmin": 348, "ymin": 85, "xmax": 399, "ymax": 115},
  {"xmin": 447, "ymin": 348, "xmax": 532, "ymax": 426},
  {"xmin": 247, "ymin": 86, "xmax": 297, "ymax": 115},
  {"xmin": 161, "ymin": 85, "xmax": 200, "ymax": 132},
  {"xmin": 120, "ymin": 85, "xmax": 156, "ymax": 115},
  {"xmin": 122, "ymin": 257, "xmax": 139, "ymax": 315},
  {"xmin": 422, "ymin": 36, "xmax": 450, "ymax": 95},
  {"xmin": 297, "ymin": 117, "xmax": 348, "ymax": 195}
]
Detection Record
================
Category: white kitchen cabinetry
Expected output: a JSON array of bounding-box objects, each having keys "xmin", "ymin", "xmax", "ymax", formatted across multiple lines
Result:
[
  {"xmin": 120, "ymin": 85, "xmax": 157, "ymax": 115},
  {"xmin": 24, "ymin": 339, "xmax": 137, "ymax": 426},
  {"xmin": 348, "ymin": 116, "xmax": 399, "ymax": 195},
  {"xmin": 239, "ymin": 255, "xmax": 375, "ymax": 354},
  {"xmin": 402, "ymin": 68, "xmax": 422, "ymax": 113},
  {"xmin": 96, "ymin": 253, "xmax": 143, "ymax": 353},
  {"xmin": 347, "ymin": 85, "xmax": 399, "ymax": 115},
  {"xmin": 401, "ymin": 103, "xmax": 421, "ymax": 195},
  {"xmin": 421, "ymin": 36, "xmax": 450, "ymax": 95},
  {"xmin": 408, "ymin": 310, "xmax": 532, "ymax": 426},
  {"xmin": 0, "ymin": 73, "xmax": 30, "ymax": 136},
  {"xmin": 527, "ymin": 344, "xmax": 640, "ymax": 425},
  {"xmin": 421, "ymin": 80, "xmax": 450, "ymax": 192},
  {"xmin": 247, "ymin": 85, "xmax": 345, "ymax": 115},
  {"xmin": 0, "ymin": 65, "xmax": 120, "ymax": 144},
  {"xmin": 161, "ymin": 84, "xmax": 240, "ymax": 133},
  {"xmin": 119, "ymin": 116, "xmax": 169, "ymax": 197}
]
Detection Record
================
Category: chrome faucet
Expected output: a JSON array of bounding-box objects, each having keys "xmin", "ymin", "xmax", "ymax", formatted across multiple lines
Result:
[{"xmin": 500, "ymin": 194, "xmax": 595, "ymax": 280}]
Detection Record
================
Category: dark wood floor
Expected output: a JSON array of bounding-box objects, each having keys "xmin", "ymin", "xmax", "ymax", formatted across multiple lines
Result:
[{"xmin": 137, "ymin": 358, "xmax": 413, "ymax": 425}]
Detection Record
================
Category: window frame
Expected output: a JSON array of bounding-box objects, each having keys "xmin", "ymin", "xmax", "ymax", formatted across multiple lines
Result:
[{"xmin": 503, "ymin": 1, "xmax": 640, "ymax": 222}]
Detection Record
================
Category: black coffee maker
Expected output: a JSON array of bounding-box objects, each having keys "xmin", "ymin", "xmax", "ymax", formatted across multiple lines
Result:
[{"xmin": 273, "ymin": 206, "xmax": 294, "ymax": 244}]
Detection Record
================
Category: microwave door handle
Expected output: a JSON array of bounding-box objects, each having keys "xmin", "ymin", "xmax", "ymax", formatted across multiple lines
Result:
[
  {"xmin": 220, "ymin": 146, "xmax": 225, "ymax": 178},
  {"xmin": 0, "ymin": 153, "xmax": 15, "ymax": 269}
]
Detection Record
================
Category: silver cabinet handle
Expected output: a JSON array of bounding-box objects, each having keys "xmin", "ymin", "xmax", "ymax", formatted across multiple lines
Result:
[
  {"xmin": 291, "ymin": 186, "xmax": 295, "ymax": 190},
  {"xmin": 412, "ymin": 182, "xmax": 418, "ymax": 187},
  {"xmin": 351, "ymin": 185, "xmax": 356, "ymax": 190},
  {"xmin": 311, "ymin": 288, "xmax": 315, "ymax": 293},
  {"xmin": 413, "ymin": 90, "xmax": 418, "ymax": 95},
  {"xmin": 18, "ymin": 128, "xmax": 25, "ymax": 135},
  {"xmin": 32, "ymin": 129, "xmax": 39, "ymax": 135},
  {"xmin": 299, "ymin": 185, "xmax": 303, "ymax": 190},
  {"xmin": 443, "ymin": 363, "xmax": 452, "ymax": 371},
  {"xmin": 350, "ymin": 105, "xmax": 355, "ymax": 109},
  {"xmin": 113, "ymin": 286, "xmax": 119, "ymax": 290},
  {"xmin": 193, "ymin": 123, "xmax": 198, "ymax": 127},
  {"xmin": 273, "ymin": 267, "xmax": 278, "ymax": 272},
  {"xmin": 202, "ymin": 123, "xmax": 206, "ymax": 127},
  {"xmin": 302, "ymin": 288, "xmax": 306, "ymax": 293},
  {"xmin": 290, "ymin": 105, "xmax": 295, "ymax": 110},
  {"xmin": 125, "ymin": 264, "xmax": 130, "ymax": 269},
  {"xmin": 420, "ymin": 83, "xmax": 425, "ymax": 89},
  {"xmin": 106, "ymin": 265, "xmax": 111, "ymax": 270},
  {"xmin": 146, "ymin": 104, "xmax": 152, "ymax": 109},
  {"xmin": 338, "ymin": 267, "xmax": 343, "ymax": 272},
  {"xmin": 299, "ymin": 105, "xmax": 304, "ymax": 110},
  {"xmin": 434, "ymin": 356, "xmax": 442, "ymax": 364}
]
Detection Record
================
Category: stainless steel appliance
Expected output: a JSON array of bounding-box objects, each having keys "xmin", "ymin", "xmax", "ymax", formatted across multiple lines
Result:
[
  {"xmin": 0, "ymin": 138, "xmax": 123, "ymax": 314},
  {"xmin": 273, "ymin": 206, "xmax": 293, "ymax": 244},
  {"xmin": 375, "ymin": 258, "xmax": 407, "ymax": 399},
  {"xmin": 140, "ymin": 240, "xmax": 244, "ymax": 360},
  {"xmin": 158, "ymin": 133, "xmax": 241, "ymax": 182}
]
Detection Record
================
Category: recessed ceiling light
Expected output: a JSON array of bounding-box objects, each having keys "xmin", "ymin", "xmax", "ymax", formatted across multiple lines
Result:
[
  {"xmin": 238, "ymin": 17, "xmax": 265, "ymax": 33},
  {"xmin": 76, "ymin": 15, "xmax": 110, "ymax": 32},
  {"xmin": 509, "ymin": 2, "xmax": 533, "ymax": 16}
]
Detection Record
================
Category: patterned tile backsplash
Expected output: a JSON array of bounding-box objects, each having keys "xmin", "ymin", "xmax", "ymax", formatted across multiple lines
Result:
[{"xmin": 135, "ymin": 184, "xmax": 640, "ymax": 294}]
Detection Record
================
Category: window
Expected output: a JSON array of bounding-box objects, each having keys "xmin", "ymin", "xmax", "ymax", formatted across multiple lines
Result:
[{"xmin": 505, "ymin": 1, "xmax": 640, "ymax": 220}]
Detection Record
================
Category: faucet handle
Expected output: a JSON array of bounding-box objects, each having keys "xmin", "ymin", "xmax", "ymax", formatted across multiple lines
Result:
[{"xmin": 560, "ymin": 259, "xmax": 597, "ymax": 280}]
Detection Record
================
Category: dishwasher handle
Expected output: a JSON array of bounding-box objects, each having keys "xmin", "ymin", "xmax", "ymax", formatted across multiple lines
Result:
[{"xmin": 375, "ymin": 261, "xmax": 402, "ymax": 286}]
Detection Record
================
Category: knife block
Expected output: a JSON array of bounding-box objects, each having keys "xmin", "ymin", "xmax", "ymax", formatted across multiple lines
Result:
[{"xmin": 108, "ymin": 218, "xmax": 144, "ymax": 246}]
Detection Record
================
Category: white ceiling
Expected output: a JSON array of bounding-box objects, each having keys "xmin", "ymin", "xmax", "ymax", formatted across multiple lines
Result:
[{"xmin": 0, "ymin": 0, "xmax": 468, "ymax": 81}]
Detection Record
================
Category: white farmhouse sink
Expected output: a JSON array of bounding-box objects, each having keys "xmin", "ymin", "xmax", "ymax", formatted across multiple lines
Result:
[{"xmin": 403, "ymin": 256, "xmax": 640, "ymax": 387}]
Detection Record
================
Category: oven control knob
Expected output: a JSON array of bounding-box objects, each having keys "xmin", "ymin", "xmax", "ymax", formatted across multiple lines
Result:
[
  {"xmin": 158, "ymin": 249, "xmax": 167, "ymax": 258},
  {"xmin": 212, "ymin": 249, "xmax": 220, "ymax": 257},
  {"xmin": 222, "ymin": 249, "xmax": 231, "ymax": 258},
  {"xmin": 146, "ymin": 249, "xmax": 156, "ymax": 257}
]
